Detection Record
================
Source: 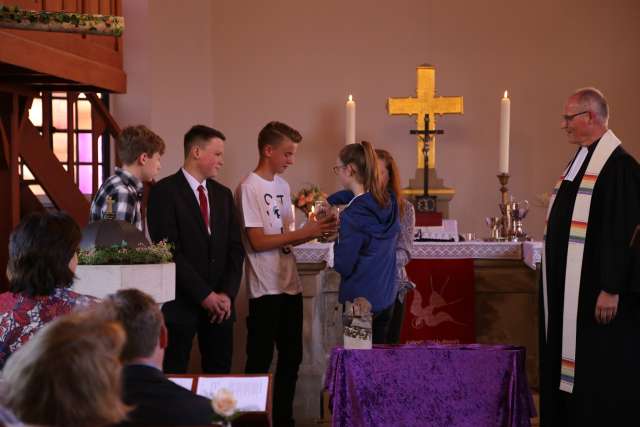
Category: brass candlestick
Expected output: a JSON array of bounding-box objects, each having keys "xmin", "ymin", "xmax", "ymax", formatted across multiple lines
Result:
[
  {"xmin": 497, "ymin": 173, "xmax": 512, "ymax": 240},
  {"xmin": 497, "ymin": 173, "xmax": 509, "ymax": 205},
  {"xmin": 487, "ymin": 174, "xmax": 530, "ymax": 241}
]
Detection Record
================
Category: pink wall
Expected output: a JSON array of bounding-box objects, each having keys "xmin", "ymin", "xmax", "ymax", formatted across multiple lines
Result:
[
  {"xmin": 113, "ymin": 0, "xmax": 640, "ymax": 371},
  {"xmin": 206, "ymin": 0, "xmax": 640, "ymax": 239},
  {"xmin": 116, "ymin": 0, "xmax": 640, "ymax": 238},
  {"xmin": 113, "ymin": 0, "xmax": 214, "ymax": 176}
]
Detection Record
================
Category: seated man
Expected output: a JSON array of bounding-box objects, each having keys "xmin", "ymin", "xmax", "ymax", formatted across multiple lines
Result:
[{"xmin": 98, "ymin": 289, "xmax": 214, "ymax": 426}]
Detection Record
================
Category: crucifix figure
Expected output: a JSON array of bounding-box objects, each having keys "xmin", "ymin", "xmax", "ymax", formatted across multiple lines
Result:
[
  {"xmin": 387, "ymin": 64, "xmax": 463, "ymax": 170},
  {"xmin": 410, "ymin": 114, "xmax": 442, "ymax": 212}
]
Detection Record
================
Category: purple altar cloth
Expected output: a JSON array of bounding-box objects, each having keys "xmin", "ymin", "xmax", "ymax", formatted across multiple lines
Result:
[{"xmin": 325, "ymin": 343, "xmax": 536, "ymax": 427}]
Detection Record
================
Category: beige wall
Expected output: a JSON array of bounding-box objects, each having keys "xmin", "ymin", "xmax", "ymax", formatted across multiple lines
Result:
[
  {"xmin": 207, "ymin": 0, "xmax": 640, "ymax": 239},
  {"xmin": 113, "ymin": 0, "xmax": 214, "ymax": 171},
  {"xmin": 116, "ymin": 0, "xmax": 640, "ymax": 239},
  {"xmin": 113, "ymin": 0, "xmax": 640, "ymax": 370}
]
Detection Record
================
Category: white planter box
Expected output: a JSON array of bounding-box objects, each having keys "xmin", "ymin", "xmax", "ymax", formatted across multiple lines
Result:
[{"xmin": 73, "ymin": 263, "xmax": 175, "ymax": 303}]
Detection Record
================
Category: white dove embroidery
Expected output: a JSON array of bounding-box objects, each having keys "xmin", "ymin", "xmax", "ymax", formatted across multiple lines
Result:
[{"xmin": 410, "ymin": 276, "xmax": 466, "ymax": 329}]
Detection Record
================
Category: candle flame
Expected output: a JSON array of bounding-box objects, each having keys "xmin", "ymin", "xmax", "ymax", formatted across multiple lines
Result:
[
  {"xmin": 503, "ymin": 90, "xmax": 508, "ymax": 98},
  {"xmin": 348, "ymin": 94, "xmax": 353, "ymax": 102}
]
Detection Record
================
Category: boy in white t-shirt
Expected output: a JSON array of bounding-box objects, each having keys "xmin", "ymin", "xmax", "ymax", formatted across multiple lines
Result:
[{"xmin": 236, "ymin": 121, "xmax": 335, "ymax": 427}]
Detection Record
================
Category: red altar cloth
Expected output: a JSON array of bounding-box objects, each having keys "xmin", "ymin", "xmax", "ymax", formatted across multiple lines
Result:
[{"xmin": 400, "ymin": 258, "xmax": 475, "ymax": 344}]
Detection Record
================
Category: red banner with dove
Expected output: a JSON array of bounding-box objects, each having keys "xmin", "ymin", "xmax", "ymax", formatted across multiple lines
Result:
[{"xmin": 400, "ymin": 259, "xmax": 475, "ymax": 344}]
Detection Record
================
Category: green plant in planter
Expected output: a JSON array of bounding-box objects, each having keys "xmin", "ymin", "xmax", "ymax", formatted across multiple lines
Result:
[{"xmin": 78, "ymin": 240, "xmax": 173, "ymax": 265}]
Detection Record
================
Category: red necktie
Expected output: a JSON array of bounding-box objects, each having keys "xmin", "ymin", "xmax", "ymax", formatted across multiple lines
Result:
[{"xmin": 197, "ymin": 185, "xmax": 209, "ymax": 231}]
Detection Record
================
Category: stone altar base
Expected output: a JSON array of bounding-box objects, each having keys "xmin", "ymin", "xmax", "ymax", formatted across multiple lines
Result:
[{"xmin": 293, "ymin": 263, "xmax": 341, "ymax": 423}]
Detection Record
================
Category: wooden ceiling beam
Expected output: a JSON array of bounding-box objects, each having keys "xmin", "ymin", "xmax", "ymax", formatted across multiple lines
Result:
[{"xmin": 0, "ymin": 82, "xmax": 38, "ymax": 97}]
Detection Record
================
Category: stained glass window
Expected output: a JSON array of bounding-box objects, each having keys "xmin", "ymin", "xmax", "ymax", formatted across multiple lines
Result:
[{"xmin": 28, "ymin": 98, "xmax": 42, "ymax": 127}]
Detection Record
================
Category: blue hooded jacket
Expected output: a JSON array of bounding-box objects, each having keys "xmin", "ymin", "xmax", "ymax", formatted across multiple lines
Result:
[{"xmin": 330, "ymin": 190, "xmax": 400, "ymax": 313}]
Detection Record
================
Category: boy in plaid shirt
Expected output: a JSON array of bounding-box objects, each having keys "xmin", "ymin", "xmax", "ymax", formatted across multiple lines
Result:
[{"xmin": 90, "ymin": 125, "xmax": 165, "ymax": 230}]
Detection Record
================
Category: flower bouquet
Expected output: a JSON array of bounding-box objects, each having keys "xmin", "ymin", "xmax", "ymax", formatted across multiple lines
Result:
[{"xmin": 292, "ymin": 184, "xmax": 327, "ymax": 217}]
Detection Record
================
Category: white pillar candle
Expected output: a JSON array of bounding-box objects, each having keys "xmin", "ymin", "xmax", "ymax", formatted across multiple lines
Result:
[
  {"xmin": 499, "ymin": 90, "xmax": 511, "ymax": 174},
  {"xmin": 346, "ymin": 94, "xmax": 356, "ymax": 145}
]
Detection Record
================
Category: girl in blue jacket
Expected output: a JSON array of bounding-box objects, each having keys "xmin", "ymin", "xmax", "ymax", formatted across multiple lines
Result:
[{"xmin": 331, "ymin": 141, "xmax": 400, "ymax": 344}]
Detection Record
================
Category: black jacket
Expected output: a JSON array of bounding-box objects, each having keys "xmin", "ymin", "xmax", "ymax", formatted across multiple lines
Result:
[
  {"xmin": 116, "ymin": 364, "xmax": 214, "ymax": 426},
  {"xmin": 147, "ymin": 171, "xmax": 244, "ymax": 325}
]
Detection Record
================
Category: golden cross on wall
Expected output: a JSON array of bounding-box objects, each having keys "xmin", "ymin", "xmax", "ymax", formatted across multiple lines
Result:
[{"xmin": 387, "ymin": 65, "xmax": 463, "ymax": 169}]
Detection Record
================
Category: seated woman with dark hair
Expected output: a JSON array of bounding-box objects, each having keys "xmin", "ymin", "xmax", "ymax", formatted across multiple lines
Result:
[
  {"xmin": 0, "ymin": 211, "xmax": 96, "ymax": 369},
  {"xmin": 1, "ymin": 312, "xmax": 129, "ymax": 427}
]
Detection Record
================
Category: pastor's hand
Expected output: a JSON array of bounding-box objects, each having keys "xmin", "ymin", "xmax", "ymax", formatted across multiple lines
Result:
[{"xmin": 595, "ymin": 290, "xmax": 619, "ymax": 324}]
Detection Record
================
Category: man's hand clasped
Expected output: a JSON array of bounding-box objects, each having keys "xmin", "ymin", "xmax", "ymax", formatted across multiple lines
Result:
[{"xmin": 201, "ymin": 292, "xmax": 231, "ymax": 324}]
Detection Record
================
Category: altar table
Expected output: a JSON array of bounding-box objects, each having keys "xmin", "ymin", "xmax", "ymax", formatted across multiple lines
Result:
[{"xmin": 401, "ymin": 241, "xmax": 541, "ymax": 344}]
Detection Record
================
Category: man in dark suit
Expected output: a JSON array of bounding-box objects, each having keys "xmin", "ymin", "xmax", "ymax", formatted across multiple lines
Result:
[
  {"xmin": 147, "ymin": 125, "xmax": 244, "ymax": 373},
  {"xmin": 100, "ymin": 289, "xmax": 214, "ymax": 426}
]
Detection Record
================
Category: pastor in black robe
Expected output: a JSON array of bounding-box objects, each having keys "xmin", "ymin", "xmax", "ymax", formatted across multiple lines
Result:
[{"xmin": 540, "ymin": 139, "xmax": 640, "ymax": 426}]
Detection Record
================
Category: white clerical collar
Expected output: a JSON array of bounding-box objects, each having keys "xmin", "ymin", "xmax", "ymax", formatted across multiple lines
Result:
[{"xmin": 564, "ymin": 146, "xmax": 589, "ymax": 182}]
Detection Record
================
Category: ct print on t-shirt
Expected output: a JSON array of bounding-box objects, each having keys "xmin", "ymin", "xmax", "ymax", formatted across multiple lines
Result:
[{"xmin": 262, "ymin": 192, "xmax": 291, "ymax": 255}]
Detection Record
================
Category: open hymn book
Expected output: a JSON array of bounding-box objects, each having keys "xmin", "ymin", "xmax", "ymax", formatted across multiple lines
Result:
[{"xmin": 168, "ymin": 374, "xmax": 271, "ymax": 413}]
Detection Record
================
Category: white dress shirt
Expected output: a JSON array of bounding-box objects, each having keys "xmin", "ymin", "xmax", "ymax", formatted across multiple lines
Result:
[{"xmin": 182, "ymin": 168, "xmax": 210, "ymax": 234}]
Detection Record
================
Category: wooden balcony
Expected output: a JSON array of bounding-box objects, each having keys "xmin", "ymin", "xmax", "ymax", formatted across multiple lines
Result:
[{"xmin": 0, "ymin": 0, "xmax": 125, "ymax": 93}]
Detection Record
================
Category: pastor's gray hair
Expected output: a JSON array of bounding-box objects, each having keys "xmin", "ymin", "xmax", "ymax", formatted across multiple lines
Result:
[{"xmin": 573, "ymin": 87, "xmax": 609, "ymax": 124}]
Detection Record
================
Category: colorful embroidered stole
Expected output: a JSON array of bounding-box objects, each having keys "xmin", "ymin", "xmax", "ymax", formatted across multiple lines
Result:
[{"xmin": 542, "ymin": 129, "xmax": 621, "ymax": 393}]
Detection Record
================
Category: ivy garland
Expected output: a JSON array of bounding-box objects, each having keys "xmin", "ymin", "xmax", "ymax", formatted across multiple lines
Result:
[{"xmin": 0, "ymin": 4, "xmax": 124, "ymax": 36}]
